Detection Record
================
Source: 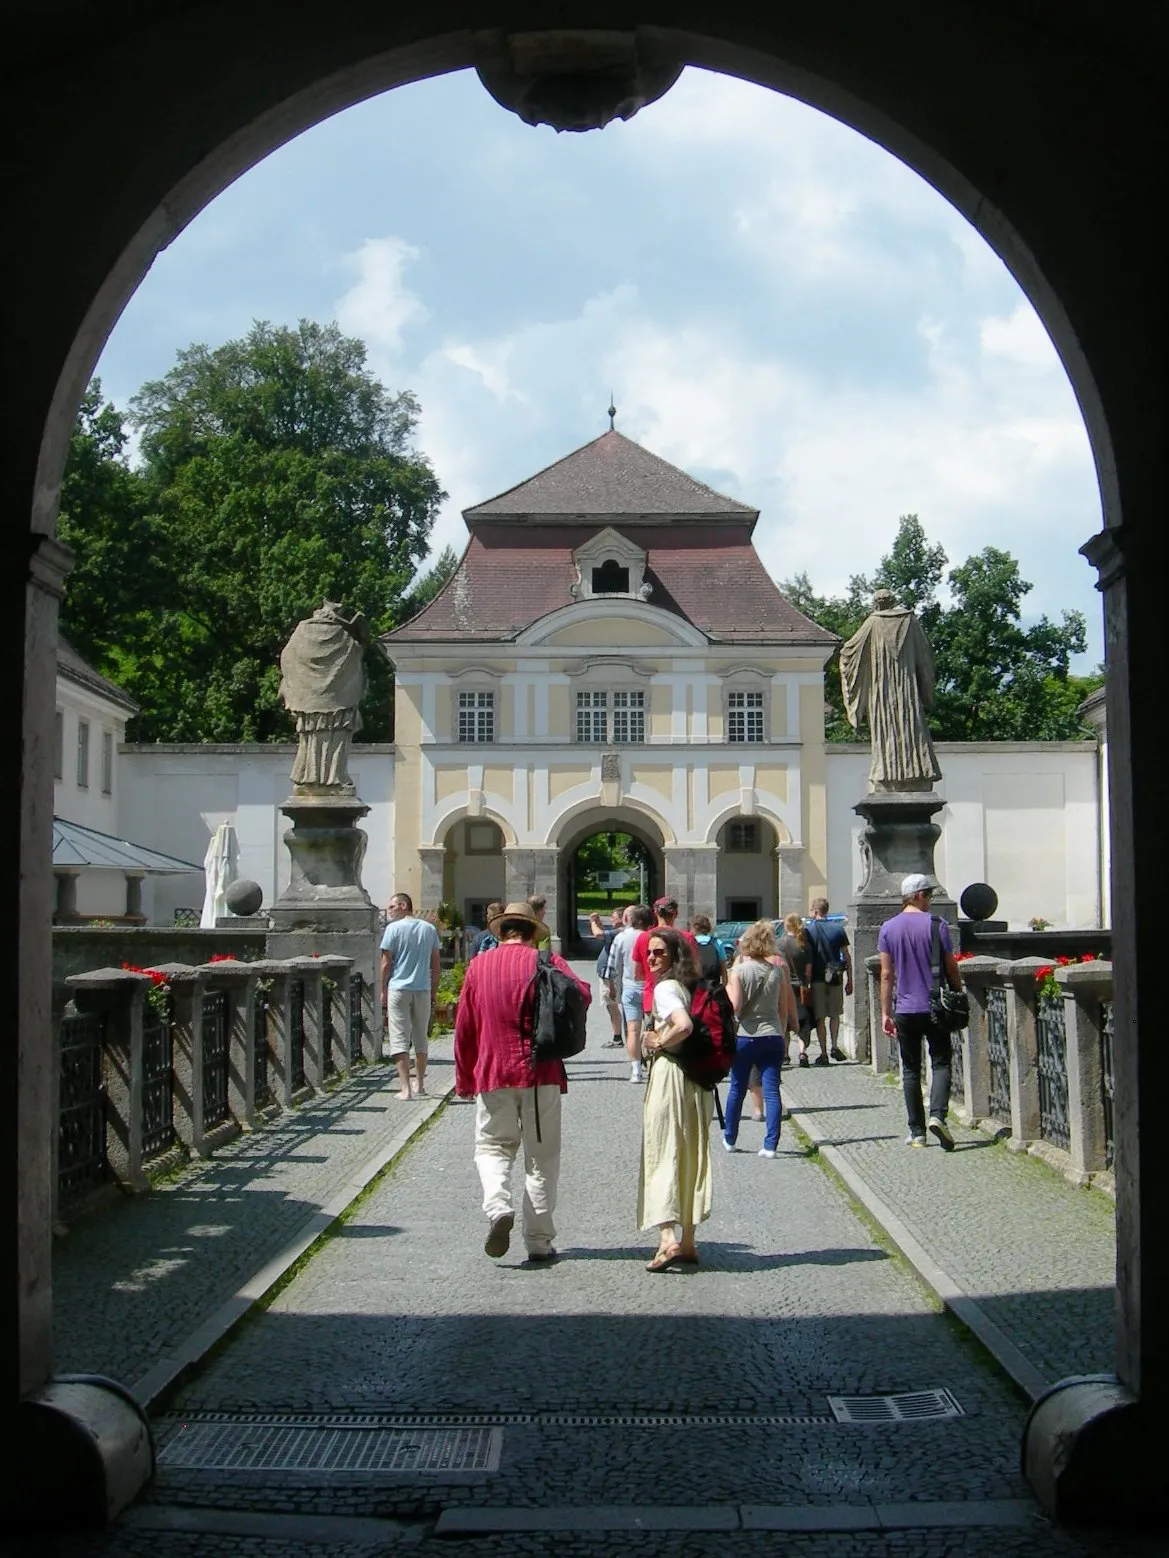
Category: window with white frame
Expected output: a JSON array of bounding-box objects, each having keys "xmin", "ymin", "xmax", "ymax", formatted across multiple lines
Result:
[
  {"xmin": 727, "ymin": 689, "xmax": 765, "ymax": 743},
  {"xmin": 611, "ymin": 690, "xmax": 645, "ymax": 744},
  {"xmin": 457, "ymin": 690, "xmax": 495, "ymax": 743},
  {"xmin": 77, "ymin": 719, "xmax": 90, "ymax": 788},
  {"xmin": 576, "ymin": 691, "xmax": 609, "ymax": 744},
  {"xmin": 101, "ymin": 730, "xmax": 114, "ymax": 794},
  {"xmin": 725, "ymin": 819, "xmax": 760, "ymax": 852}
]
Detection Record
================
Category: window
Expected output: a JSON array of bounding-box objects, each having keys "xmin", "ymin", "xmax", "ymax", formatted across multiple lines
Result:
[
  {"xmin": 591, "ymin": 560, "xmax": 630, "ymax": 594},
  {"xmin": 576, "ymin": 690, "xmax": 608, "ymax": 744},
  {"xmin": 727, "ymin": 897, "xmax": 761, "ymax": 921},
  {"xmin": 726, "ymin": 820, "xmax": 760, "ymax": 852},
  {"xmin": 457, "ymin": 690, "xmax": 494, "ymax": 743},
  {"xmin": 76, "ymin": 719, "xmax": 90, "ymax": 788},
  {"xmin": 611, "ymin": 690, "xmax": 645, "ymax": 744},
  {"xmin": 54, "ymin": 711, "xmax": 63, "ymax": 780},
  {"xmin": 101, "ymin": 730, "xmax": 114, "ymax": 794},
  {"xmin": 727, "ymin": 689, "xmax": 764, "ymax": 743},
  {"xmin": 465, "ymin": 822, "xmax": 502, "ymax": 854}
]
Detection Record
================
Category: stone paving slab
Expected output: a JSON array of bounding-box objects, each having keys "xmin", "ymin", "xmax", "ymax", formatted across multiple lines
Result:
[
  {"xmin": 781, "ymin": 1060, "xmax": 1117, "ymax": 1390},
  {"xmin": 52, "ymin": 1046, "xmax": 454, "ymax": 1396}
]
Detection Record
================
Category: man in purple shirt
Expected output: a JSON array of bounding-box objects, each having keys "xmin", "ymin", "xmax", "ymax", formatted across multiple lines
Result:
[{"xmin": 877, "ymin": 874, "xmax": 965, "ymax": 1150}]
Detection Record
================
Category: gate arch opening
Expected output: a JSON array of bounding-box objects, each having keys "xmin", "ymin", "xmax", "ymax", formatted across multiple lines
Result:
[{"xmin": 557, "ymin": 812, "xmax": 666, "ymax": 952}]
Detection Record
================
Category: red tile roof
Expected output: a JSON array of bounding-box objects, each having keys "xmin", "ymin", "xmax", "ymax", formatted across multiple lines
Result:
[
  {"xmin": 465, "ymin": 430, "xmax": 757, "ymax": 521},
  {"xmin": 388, "ymin": 524, "xmax": 835, "ymax": 647}
]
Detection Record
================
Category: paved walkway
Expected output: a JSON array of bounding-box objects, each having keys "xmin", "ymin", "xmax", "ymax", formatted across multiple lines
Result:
[{"xmin": 30, "ymin": 968, "xmax": 1145, "ymax": 1558}]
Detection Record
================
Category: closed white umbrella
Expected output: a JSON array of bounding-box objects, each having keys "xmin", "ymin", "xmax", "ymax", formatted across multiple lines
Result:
[{"xmin": 200, "ymin": 822, "xmax": 238, "ymax": 928}]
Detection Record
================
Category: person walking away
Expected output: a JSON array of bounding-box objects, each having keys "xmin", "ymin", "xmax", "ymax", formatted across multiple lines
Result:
[
  {"xmin": 454, "ymin": 901, "xmax": 591, "ymax": 1259},
  {"xmin": 608, "ymin": 904, "xmax": 654, "ymax": 1082},
  {"xmin": 776, "ymin": 913, "xmax": 813, "ymax": 1067},
  {"xmin": 805, "ymin": 898, "xmax": 853, "ymax": 1064},
  {"xmin": 638, "ymin": 929, "xmax": 713, "ymax": 1270},
  {"xmin": 380, "ymin": 892, "xmax": 441, "ymax": 1099},
  {"xmin": 527, "ymin": 895, "xmax": 552, "ymax": 949},
  {"xmin": 690, "ymin": 914, "xmax": 726, "ymax": 984},
  {"xmin": 878, "ymin": 874, "xmax": 964, "ymax": 1150},
  {"xmin": 592, "ymin": 910, "xmax": 624, "ymax": 1045},
  {"xmin": 723, "ymin": 921, "xmax": 799, "ymax": 1158},
  {"xmin": 468, "ymin": 902, "xmax": 504, "ymax": 960}
]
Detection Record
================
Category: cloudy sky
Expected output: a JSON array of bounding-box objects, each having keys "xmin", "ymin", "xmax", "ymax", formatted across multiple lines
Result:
[{"xmin": 95, "ymin": 66, "xmax": 1104, "ymax": 665}]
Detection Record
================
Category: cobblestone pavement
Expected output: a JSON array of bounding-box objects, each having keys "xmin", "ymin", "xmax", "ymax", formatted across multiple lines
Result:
[
  {"xmin": 52, "ymin": 1048, "xmax": 454, "ymax": 1392},
  {"xmin": 26, "ymin": 971, "xmax": 1144, "ymax": 1558},
  {"xmin": 781, "ymin": 1059, "xmax": 1116, "ymax": 1387}
]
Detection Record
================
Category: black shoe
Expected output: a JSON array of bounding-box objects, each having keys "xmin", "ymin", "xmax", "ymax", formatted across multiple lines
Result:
[
  {"xmin": 813, "ymin": 1054, "xmax": 831, "ymax": 1067},
  {"xmin": 609, "ymin": 1034, "xmax": 625, "ymax": 1046},
  {"xmin": 526, "ymin": 1250, "xmax": 558, "ymax": 1263},
  {"xmin": 830, "ymin": 1047, "xmax": 847, "ymax": 1063}
]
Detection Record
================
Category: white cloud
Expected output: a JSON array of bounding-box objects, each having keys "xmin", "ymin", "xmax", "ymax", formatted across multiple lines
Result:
[{"xmin": 335, "ymin": 236, "xmax": 429, "ymax": 356}]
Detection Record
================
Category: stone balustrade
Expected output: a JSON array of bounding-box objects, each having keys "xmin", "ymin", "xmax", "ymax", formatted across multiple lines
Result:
[
  {"xmin": 56, "ymin": 954, "xmax": 374, "ymax": 1216},
  {"xmin": 863, "ymin": 951, "xmax": 1114, "ymax": 1192}
]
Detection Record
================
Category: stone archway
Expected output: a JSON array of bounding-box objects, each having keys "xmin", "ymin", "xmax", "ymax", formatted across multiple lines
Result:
[
  {"xmin": 4, "ymin": 3, "xmax": 1164, "ymax": 1526},
  {"xmin": 555, "ymin": 811, "xmax": 667, "ymax": 952}
]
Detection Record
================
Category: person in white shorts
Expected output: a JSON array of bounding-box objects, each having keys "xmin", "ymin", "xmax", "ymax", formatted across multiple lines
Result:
[{"xmin": 380, "ymin": 892, "xmax": 441, "ymax": 1100}]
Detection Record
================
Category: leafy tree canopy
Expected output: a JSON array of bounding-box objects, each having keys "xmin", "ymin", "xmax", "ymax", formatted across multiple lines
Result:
[
  {"xmin": 59, "ymin": 322, "xmax": 445, "ymax": 741},
  {"xmin": 783, "ymin": 514, "xmax": 1101, "ymax": 742}
]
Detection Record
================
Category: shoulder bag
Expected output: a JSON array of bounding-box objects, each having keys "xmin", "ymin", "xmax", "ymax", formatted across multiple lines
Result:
[{"xmin": 929, "ymin": 916, "xmax": 969, "ymax": 1033}]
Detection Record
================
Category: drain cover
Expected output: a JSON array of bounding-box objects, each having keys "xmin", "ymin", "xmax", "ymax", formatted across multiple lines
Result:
[
  {"xmin": 158, "ymin": 1418, "xmax": 502, "ymax": 1477},
  {"xmin": 827, "ymin": 1389, "xmax": 963, "ymax": 1424}
]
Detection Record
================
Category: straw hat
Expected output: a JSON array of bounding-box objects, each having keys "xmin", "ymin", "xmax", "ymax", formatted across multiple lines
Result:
[{"xmin": 486, "ymin": 900, "xmax": 543, "ymax": 934}]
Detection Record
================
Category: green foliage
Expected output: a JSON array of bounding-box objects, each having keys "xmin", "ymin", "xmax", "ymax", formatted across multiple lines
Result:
[
  {"xmin": 572, "ymin": 831, "xmax": 647, "ymax": 890},
  {"xmin": 436, "ymin": 961, "xmax": 466, "ymax": 1005},
  {"xmin": 60, "ymin": 322, "xmax": 445, "ymax": 741},
  {"xmin": 784, "ymin": 515, "xmax": 1101, "ymax": 743},
  {"xmin": 400, "ymin": 545, "xmax": 459, "ymax": 621}
]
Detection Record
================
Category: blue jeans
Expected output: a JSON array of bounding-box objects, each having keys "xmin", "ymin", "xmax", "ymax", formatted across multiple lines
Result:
[{"xmin": 724, "ymin": 1034, "xmax": 786, "ymax": 1151}]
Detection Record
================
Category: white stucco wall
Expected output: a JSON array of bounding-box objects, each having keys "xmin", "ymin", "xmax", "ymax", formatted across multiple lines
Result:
[
  {"xmin": 55, "ymin": 677, "xmax": 128, "ymax": 835},
  {"xmin": 825, "ymin": 742, "xmax": 1102, "ymax": 928},
  {"xmin": 119, "ymin": 745, "xmax": 396, "ymax": 926}
]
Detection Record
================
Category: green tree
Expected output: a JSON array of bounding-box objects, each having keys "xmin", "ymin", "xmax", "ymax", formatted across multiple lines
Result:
[
  {"xmin": 61, "ymin": 320, "xmax": 445, "ymax": 742},
  {"xmin": 400, "ymin": 544, "xmax": 459, "ymax": 621}
]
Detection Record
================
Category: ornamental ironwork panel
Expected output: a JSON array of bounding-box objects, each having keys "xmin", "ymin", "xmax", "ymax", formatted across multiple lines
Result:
[
  {"xmin": 349, "ymin": 973, "xmax": 364, "ymax": 1059},
  {"xmin": 323, "ymin": 981, "xmax": 336, "ymax": 1077},
  {"xmin": 253, "ymin": 989, "xmax": 272, "ymax": 1109},
  {"xmin": 290, "ymin": 980, "xmax": 307, "ymax": 1093},
  {"xmin": 58, "ymin": 1009, "xmax": 107, "ymax": 1208},
  {"xmin": 142, "ymin": 1002, "xmax": 175, "ymax": 1159},
  {"xmin": 1101, "ymin": 1000, "xmax": 1115, "ymax": 1170},
  {"xmin": 949, "ymin": 1028, "xmax": 965, "ymax": 1100},
  {"xmin": 201, "ymin": 991, "xmax": 229, "ymax": 1130},
  {"xmin": 986, "ymin": 986, "xmax": 1012, "ymax": 1124},
  {"xmin": 1036, "ymin": 995, "xmax": 1071, "ymax": 1150}
]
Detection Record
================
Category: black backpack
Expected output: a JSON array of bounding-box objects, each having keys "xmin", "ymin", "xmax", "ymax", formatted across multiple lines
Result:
[
  {"xmin": 696, "ymin": 938, "xmax": 723, "ymax": 982},
  {"xmin": 527, "ymin": 949, "xmax": 588, "ymax": 1063}
]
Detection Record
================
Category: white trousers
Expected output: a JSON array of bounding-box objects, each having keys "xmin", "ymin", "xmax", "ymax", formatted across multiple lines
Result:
[{"xmin": 473, "ymin": 1086, "xmax": 562, "ymax": 1255}]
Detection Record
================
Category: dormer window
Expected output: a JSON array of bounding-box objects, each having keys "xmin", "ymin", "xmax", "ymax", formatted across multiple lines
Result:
[{"xmin": 592, "ymin": 560, "xmax": 630, "ymax": 595}]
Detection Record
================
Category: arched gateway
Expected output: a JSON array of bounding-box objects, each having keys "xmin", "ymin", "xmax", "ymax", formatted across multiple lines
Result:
[{"xmin": 385, "ymin": 430, "xmax": 833, "ymax": 942}]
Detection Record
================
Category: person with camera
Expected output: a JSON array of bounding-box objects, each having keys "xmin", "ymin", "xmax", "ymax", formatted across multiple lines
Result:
[
  {"xmin": 805, "ymin": 897, "xmax": 853, "ymax": 1064},
  {"xmin": 877, "ymin": 874, "xmax": 965, "ymax": 1150}
]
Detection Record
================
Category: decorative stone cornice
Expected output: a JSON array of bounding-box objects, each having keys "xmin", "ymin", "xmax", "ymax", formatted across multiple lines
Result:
[{"xmin": 1080, "ymin": 527, "xmax": 1126, "ymax": 591}]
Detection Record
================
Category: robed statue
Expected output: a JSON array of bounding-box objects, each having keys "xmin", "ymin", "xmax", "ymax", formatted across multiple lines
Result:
[
  {"xmin": 279, "ymin": 602, "xmax": 371, "ymax": 792},
  {"xmin": 839, "ymin": 589, "xmax": 942, "ymax": 793}
]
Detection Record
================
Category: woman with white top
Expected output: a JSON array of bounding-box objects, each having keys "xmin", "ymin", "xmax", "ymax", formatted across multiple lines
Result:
[{"xmin": 638, "ymin": 927, "xmax": 713, "ymax": 1271}]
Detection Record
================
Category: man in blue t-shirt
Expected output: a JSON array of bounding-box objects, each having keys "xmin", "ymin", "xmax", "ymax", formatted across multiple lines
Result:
[
  {"xmin": 380, "ymin": 891, "xmax": 441, "ymax": 1100},
  {"xmin": 877, "ymin": 874, "xmax": 965, "ymax": 1150},
  {"xmin": 805, "ymin": 898, "xmax": 853, "ymax": 1065}
]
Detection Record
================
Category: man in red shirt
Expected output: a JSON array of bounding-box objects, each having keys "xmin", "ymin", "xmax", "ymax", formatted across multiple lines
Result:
[
  {"xmin": 455, "ymin": 901, "xmax": 591, "ymax": 1262},
  {"xmin": 634, "ymin": 896, "xmax": 701, "ymax": 1017}
]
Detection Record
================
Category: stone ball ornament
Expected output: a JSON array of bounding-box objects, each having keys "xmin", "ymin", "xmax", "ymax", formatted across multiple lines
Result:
[
  {"xmin": 225, "ymin": 878, "xmax": 264, "ymax": 917},
  {"xmin": 475, "ymin": 28, "xmax": 682, "ymax": 132},
  {"xmin": 959, "ymin": 882, "xmax": 999, "ymax": 922}
]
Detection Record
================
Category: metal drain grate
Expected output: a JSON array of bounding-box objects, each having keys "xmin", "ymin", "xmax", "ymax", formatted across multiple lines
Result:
[
  {"xmin": 158, "ymin": 1409, "xmax": 835, "ymax": 1436},
  {"xmin": 827, "ymin": 1389, "xmax": 964, "ymax": 1424},
  {"xmin": 158, "ymin": 1419, "xmax": 502, "ymax": 1476}
]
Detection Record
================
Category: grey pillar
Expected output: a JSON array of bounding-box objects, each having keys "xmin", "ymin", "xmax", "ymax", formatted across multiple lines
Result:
[
  {"xmin": 318, "ymin": 957, "xmax": 353, "ymax": 1075},
  {"xmin": 294, "ymin": 963, "xmax": 326, "ymax": 1092},
  {"xmin": 418, "ymin": 847, "xmax": 445, "ymax": 913},
  {"xmin": 503, "ymin": 847, "xmax": 559, "ymax": 945},
  {"xmin": 1000, "ymin": 957, "xmax": 1046, "ymax": 1151},
  {"xmin": 156, "ymin": 967, "xmax": 207, "ymax": 1155},
  {"xmin": 955, "ymin": 958, "xmax": 1001, "ymax": 1124},
  {"xmin": 776, "ymin": 844, "xmax": 805, "ymax": 918},
  {"xmin": 266, "ymin": 967, "xmax": 295, "ymax": 1109},
  {"xmin": 53, "ymin": 869, "xmax": 81, "ymax": 923},
  {"xmin": 864, "ymin": 955, "xmax": 890, "ymax": 1072},
  {"xmin": 123, "ymin": 872, "xmax": 145, "ymax": 921},
  {"xmin": 662, "ymin": 845, "xmax": 719, "ymax": 923},
  {"xmin": 1055, "ymin": 960, "xmax": 1114, "ymax": 1182}
]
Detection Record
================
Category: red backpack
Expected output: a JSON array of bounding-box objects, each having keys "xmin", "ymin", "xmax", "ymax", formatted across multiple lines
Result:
[{"xmin": 673, "ymin": 979, "xmax": 737, "ymax": 1090}]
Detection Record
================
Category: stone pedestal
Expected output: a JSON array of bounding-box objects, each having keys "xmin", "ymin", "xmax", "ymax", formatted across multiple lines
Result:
[
  {"xmin": 503, "ymin": 846, "xmax": 559, "ymax": 946},
  {"xmin": 848, "ymin": 791, "xmax": 955, "ymax": 1066}
]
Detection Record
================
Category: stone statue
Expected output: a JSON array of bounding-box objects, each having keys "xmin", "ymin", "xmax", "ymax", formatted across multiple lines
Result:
[
  {"xmin": 839, "ymin": 589, "xmax": 942, "ymax": 793},
  {"xmin": 278, "ymin": 602, "xmax": 371, "ymax": 793}
]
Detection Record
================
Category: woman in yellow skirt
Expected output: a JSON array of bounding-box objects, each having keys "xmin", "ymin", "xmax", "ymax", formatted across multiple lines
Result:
[{"xmin": 638, "ymin": 927, "xmax": 713, "ymax": 1271}]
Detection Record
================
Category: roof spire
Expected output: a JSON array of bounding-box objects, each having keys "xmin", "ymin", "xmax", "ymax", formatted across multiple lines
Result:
[{"xmin": 607, "ymin": 393, "xmax": 616, "ymax": 431}]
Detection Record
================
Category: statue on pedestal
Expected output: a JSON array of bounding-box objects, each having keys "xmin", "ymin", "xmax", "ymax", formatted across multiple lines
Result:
[
  {"xmin": 278, "ymin": 602, "xmax": 370, "ymax": 793},
  {"xmin": 840, "ymin": 589, "xmax": 942, "ymax": 793}
]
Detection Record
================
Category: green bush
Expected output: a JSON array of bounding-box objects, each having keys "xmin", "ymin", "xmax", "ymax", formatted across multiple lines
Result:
[{"xmin": 436, "ymin": 961, "xmax": 466, "ymax": 1006}]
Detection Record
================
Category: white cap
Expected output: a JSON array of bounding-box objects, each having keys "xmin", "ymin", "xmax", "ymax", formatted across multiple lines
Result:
[{"xmin": 901, "ymin": 873, "xmax": 935, "ymax": 898}]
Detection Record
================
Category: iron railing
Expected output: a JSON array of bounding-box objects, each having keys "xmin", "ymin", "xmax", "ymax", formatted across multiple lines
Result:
[
  {"xmin": 1101, "ymin": 999, "xmax": 1115, "ymax": 1170},
  {"xmin": 950, "ymin": 1028, "xmax": 965, "ymax": 1100},
  {"xmin": 253, "ymin": 986, "xmax": 272, "ymax": 1109},
  {"xmin": 349, "ymin": 972, "xmax": 364, "ymax": 1060},
  {"xmin": 322, "ymin": 980, "xmax": 336, "ymax": 1077},
  {"xmin": 1036, "ymin": 995, "xmax": 1071, "ymax": 1150},
  {"xmin": 142, "ymin": 1000, "xmax": 175, "ymax": 1160},
  {"xmin": 201, "ymin": 991, "xmax": 229, "ymax": 1130},
  {"xmin": 986, "ymin": 985, "xmax": 1012, "ymax": 1124},
  {"xmin": 290, "ymin": 979, "xmax": 307, "ymax": 1094},
  {"xmin": 58, "ymin": 1009, "xmax": 107, "ymax": 1208}
]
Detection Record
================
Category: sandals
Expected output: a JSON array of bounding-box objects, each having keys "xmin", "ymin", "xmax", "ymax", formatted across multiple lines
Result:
[{"xmin": 646, "ymin": 1246, "xmax": 681, "ymax": 1272}]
